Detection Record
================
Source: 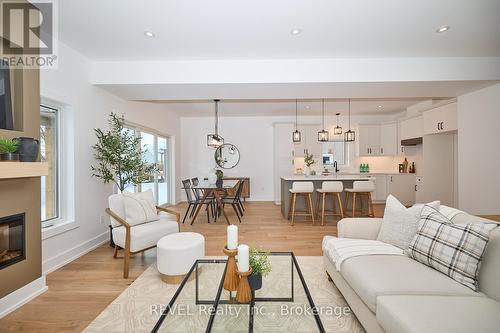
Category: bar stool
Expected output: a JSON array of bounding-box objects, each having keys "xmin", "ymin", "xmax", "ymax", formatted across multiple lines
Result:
[
  {"xmin": 344, "ymin": 180, "xmax": 375, "ymax": 217},
  {"xmin": 288, "ymin": 182, "xmax": 315, "ymax": 226},
  {"xmin": 315, "ymin": 181, "xmax": 344, "ymax": 225}
]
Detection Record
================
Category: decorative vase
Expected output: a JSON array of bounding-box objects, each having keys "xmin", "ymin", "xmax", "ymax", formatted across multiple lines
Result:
[
  {"xmin": 248, "ymin": 273, "xmax": 262, "ymax": 291},
  {"xmin": 0, "ymin": 153, "xmax": 20, "ymax": 161},
  {"xmin": 208, "ymin": 171, "xmax": 217, "ymax": 184},
  {"xmin": 17, "ymin": 137, "xmax": 39, "ymax": 162}
]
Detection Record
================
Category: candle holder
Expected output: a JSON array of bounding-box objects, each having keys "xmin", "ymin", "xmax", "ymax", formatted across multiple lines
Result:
[
  {"xmin": 223, "ymin": 246, "xmax": 239, "ymax": 292},
  {"xmin": 236, "ymin": 267, "xmax": 253, "ymax": 304}
]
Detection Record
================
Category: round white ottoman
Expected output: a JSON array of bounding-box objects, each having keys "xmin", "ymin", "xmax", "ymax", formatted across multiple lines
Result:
[{"xmin": 157, "ymin": 232, "xmax": 205, "ymax": 284}]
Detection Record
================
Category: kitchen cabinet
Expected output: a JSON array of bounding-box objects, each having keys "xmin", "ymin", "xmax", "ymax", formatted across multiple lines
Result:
[
  {"xmin": 423, "ymin": 102, "xmax": 457, "ymax": 135},
  {"xmin": 358, "ymin": 124, "xmax": 381, "ymax": 156},
  {"xmin": 372, "ymin": 175, "xmax": 388, "ymax": 202},
  {"xmin": 387, "ymin": 174, "xmax": 416, "ymax": 205},
  {"xmin": 400, "ymin": 116, "xmax": 423, "ymax": 140},
  {"xmin": 359, "ymin": 123, "xmax": 398, "ymax": 156},
  {"xmin": 380, "ymin": 122, "xmax": 398, "ymax": 156}
]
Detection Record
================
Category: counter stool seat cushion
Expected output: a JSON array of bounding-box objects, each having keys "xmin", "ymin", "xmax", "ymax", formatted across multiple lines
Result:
[
  {"xmin": 289, "ymin": 181, "xmax": 314, "ymax": 193},
  {"xmin": 345, "ymin": 180, "xmax": 375, "ymax": 193},
  {"xmin": 157, "ymin": 232, "xmax": 205, "ymax": 277},
  {"xmin": 317, "ymin": 181, "xmax": 343, "ymax": 193}
]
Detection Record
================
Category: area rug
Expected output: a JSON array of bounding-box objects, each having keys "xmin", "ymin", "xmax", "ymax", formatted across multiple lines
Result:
[{"xmin": 83, "ymin": 256, "xmax": 364, "ymax": 333}]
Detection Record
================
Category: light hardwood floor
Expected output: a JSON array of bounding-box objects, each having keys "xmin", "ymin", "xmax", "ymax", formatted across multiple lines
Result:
[{"xmin": 0, "ymin": 201, "xmax": 384, "ymax": 332}]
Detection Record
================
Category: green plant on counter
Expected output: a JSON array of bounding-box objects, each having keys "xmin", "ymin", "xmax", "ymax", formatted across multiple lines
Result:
[
  {"xmin": 249, "ymin": 248, "xmax": 272, "ymax": 277},
  {"xmin": 304, "ymin": 152, "xmax": 316, "ymax": 167},
  {"xmin": 0, "ymin": 138, "xmax": 19, "ymax": 153}
]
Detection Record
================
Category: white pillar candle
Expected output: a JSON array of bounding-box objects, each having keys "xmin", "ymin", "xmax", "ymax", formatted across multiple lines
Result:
[
  {"xmin": 237, "ymin": 244, "xmax": 249, "ymax": 272},
  {"xmin": 227, "ymin": 225, "xmax": 238, "ymax": 250}
]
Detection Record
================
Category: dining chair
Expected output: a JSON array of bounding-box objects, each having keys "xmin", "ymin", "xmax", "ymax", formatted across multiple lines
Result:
[{"xmin": 222, "ymin": 179, "xmax": 245, "ymax": 223}]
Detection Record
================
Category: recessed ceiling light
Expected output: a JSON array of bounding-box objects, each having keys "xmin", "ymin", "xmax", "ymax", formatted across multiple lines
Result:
[
  {"xmin": 378, "ymin": 105, "xmax": 383, "ymax": 108},
  {"xmin": 305, "ymin": 105, "xmax": 310, "ymax": 109},
  {"xmin": 144, "ymin": 31, "xmax": 155, "ymax": 38},
  {"xmin": 290, "ymin": 29, "xmax": 301, "ymax": 36},
  {"xmin": 436, "ymin": 25, "xmax": 450, "ymax": 33}
]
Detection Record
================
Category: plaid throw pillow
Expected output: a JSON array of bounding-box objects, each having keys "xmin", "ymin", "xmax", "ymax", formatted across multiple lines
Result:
[{"xmin": 406, "ymin": 205, "xmax": 498, "ymax": 291}]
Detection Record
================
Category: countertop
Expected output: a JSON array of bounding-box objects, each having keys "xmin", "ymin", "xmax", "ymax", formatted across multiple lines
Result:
[
  {"xmin": 281, "ymin": 173, "xmax": 421, "ymax": 181},
  {"xmin": 281, "ymin": 175, "xmax": 375, "ymax": 181}
]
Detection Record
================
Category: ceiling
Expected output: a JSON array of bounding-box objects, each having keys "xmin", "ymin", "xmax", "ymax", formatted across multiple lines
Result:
[
  {"xmin": 158, "ymin": 98, "xmax": 431, "ymax": 117},
  {"xmin": 58, "ymin": 0, "xmax": 500, "ymax": 61}
]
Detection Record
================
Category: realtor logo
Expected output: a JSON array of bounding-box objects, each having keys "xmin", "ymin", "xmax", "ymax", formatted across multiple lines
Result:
[{"xmin": 1, "ymin": 0, "xmax": 58, "ymax": 68}]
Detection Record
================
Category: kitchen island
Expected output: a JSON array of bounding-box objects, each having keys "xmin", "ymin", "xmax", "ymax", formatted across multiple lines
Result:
[{"xmin": 280, "ymin": 175, "xmax": 375, "ymax": 219}]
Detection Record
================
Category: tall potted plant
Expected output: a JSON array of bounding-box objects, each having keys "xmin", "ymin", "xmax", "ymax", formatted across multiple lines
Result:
[
  {"xmin": 0, "ymin": 138, "xmax": 19, "ymax": 161},
  {"xmin": 91, "ymin": 113, "xmax": 157, "ymax": 192},
  {"xmin": 248, "ymin": 248, "xmax": 272, "ymax": 291}
]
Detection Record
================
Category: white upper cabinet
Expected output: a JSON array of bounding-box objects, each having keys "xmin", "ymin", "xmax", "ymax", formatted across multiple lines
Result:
[
  {"xmin": 423, "ymin": 102, "xmax": 457, "ymax": 135},
  {"xmin": 380, "ymin": 122, "xmax": 398, "ymax": 156},
  {"xmin": 358, "ymin": 124, "xmax": 381, "ymax": 156},
  {"xmin": 359, "ymin": 123, "xmax": 397, "ymax": 156},
  {"xmin": 400, "ymin": 115, "xmax": 423, "ymax": 140}
]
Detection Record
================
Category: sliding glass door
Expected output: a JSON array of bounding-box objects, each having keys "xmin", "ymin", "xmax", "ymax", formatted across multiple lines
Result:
[{"xmin": 124, "ymin": 126, "xmax": 171, "ymax": 205}]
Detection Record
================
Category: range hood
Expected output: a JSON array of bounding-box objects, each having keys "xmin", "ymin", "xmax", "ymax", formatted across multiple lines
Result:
[{"xmin": 401, "ymin": 137, "xmax": 423, "ymax": 146}]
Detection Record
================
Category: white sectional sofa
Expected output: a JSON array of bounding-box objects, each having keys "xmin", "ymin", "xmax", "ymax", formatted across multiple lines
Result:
[{"xmin": 323, "ymin": 210, "xmax": 500, "ymax": 333}]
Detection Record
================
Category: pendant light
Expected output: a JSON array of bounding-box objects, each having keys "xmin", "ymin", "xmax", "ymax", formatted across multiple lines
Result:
[
  {"xmin": 334, "ymin": 112, "xmax": 342, "ymax": 135},
  {"xmin": 292, "ymin": 99, "xmax": 302, "ymax": 143},
  {"xmin": 344, "ymin": 98, "xmax": 355, "ymax": 142},
  {"xmin": 207, "ymin": 99, "xmax": 224, "ymax": 148},
  {"xmin": 318, "ymin": 99, "xmax": 329, "ymax": 142}
]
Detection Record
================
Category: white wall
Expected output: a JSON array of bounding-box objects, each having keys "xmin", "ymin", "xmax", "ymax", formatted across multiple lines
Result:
[
  {"xmin": 457, "ymin": 83, "xmax": 500, "ymax": 214},
  {"xmin": 40, "ymin": 41, "xmax": 181, "ymax": 273},
  {"xmin": 179, "ymin": 113, "xmax": 401, "ymax": 201}
]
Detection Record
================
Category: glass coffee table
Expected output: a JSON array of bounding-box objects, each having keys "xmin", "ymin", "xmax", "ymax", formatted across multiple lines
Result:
[{"xmin": 151, "ymin": 252, "xmax": 325, "ymax": 332}]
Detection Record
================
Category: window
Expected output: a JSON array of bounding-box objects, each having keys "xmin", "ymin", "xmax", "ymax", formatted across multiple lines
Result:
[
  {"xmin": 322, "ymin": 141, "xmax": 347, "ymax": 166},
  {"xmin": 123, "ymin": 125, "xmax": 171, "ymax": 205},
  {"xmin": 40, "ymin": 105, "xmax": 59, "ymax": 223}
]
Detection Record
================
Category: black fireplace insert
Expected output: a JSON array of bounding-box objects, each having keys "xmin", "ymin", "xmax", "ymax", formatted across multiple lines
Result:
[{"xmin": 0, "ymin": 213, "xmax": 26, "ymax": 269}]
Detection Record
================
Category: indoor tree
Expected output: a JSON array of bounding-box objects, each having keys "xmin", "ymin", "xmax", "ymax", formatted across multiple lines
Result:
[{"xmin": 91, "ymin": 113, "xmax": 157, "ymax": 192}]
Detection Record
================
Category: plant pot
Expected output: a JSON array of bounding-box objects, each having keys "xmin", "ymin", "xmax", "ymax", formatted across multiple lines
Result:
[
  {"xmin": 248, "ymin": 273, "xmax": 262, "ymax": 291},
  {"xmin": 216, "ymin": 179, "xmax": 223, "ymax": 188},
  {"xmin": 0, "ymin": 153, "xmax": 20, "ymax": 161},
  {"xmin": 17, "ymin": 137, "xmax": 39, "ymax": 162}
]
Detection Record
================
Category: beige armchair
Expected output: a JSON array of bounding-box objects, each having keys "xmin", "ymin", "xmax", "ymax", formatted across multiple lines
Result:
[{"xmin": 106, "ymin": 193, "xmax": 180, "ymax": 278}]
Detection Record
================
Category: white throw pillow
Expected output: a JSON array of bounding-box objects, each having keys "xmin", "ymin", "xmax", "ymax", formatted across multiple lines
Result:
[
  {"xmin": 122, "ymin": 190, "xmax": 159, "ymax": 226},
  {"xmin": 376, "ymin": 195, "xmax": 440, "ymax": 249}
]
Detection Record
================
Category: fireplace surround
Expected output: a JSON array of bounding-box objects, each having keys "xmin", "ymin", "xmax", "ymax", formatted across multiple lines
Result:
[{"xmin": 0, "ymin": 213, "xmax": 26, "ymax": 270}]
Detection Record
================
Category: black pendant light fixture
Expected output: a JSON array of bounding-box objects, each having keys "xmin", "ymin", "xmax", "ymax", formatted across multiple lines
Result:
[
  {"xmin": 318, "ymin": 99, "xmax": 329, "ymax": 142},
  {"xmin": 207, "ymin": 99, "xmax": 224, "ymax": 148},
  {"xmin": 292, "ymin": 99, "xmax": 301, "ymax": 143},
  {"xmin": 344, "ymin": 98, "xmax": 355, "ymax": 142},
  {"xmin": 334, "ymin": 112, "xmax": 343, "ymax": 135}
]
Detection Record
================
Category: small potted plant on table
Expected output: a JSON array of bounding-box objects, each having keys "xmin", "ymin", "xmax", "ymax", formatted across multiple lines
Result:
[
  {"xmin": 0, "ymin": 138, "xmax": 19, "ymax": 161},
  {"xmin": 248, "ymin": 248, "xmax": 272, "ymax": 291}
]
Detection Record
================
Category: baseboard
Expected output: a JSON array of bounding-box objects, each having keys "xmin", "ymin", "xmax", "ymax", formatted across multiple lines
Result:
[
  {"xmin": 42, "ymin": 231, "xmax": 109, "ymax": 275},
  {"xmin": 0, "ymin": 276, "xmax": 47, "ymax": 319}
]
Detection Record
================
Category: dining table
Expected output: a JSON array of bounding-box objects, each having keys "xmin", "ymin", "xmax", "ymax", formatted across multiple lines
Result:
[{"xmin": 185, "ymin": 179, "xmax": 239, "ymax": 225}]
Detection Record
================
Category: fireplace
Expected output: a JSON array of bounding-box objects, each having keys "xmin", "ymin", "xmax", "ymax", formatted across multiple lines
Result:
[{"xmin": 0, "ymin": 213, "xmax": 25, "ymax": 270}]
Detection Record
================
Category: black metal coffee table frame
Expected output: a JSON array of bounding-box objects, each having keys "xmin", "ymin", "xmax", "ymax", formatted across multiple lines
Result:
[{"xmin": 151, "ymin": 252, "xmax": 325, "ymax": 333}]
